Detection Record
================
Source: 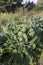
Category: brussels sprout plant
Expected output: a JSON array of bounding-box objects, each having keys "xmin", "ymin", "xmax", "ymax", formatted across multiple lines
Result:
[{"xmin": 0, "ymin": 16, "xmax": 43, "ymax": 65}]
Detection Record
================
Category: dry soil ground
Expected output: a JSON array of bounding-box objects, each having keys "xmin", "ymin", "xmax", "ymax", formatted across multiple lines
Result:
[{"xmin": 34, "ymin": 11, "xmax": 43, "ymax": 16}]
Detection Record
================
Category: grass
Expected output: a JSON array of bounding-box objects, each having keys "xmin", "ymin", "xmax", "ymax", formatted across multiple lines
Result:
[
  {"xmin": 0, "ymin": 6, "xmax": 43, "ymax": 32},
  {"xmin": 0, "ymin": 6, "xmax": 43, "ymax": 31}
]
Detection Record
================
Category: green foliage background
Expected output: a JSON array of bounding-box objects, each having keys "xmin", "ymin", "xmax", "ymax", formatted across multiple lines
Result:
[
  {"xmin": 0, "ymin": 0, "xmax": 22, "ymax": 6},
  {"xmin": 0, "ymin": 0, "xmax": 23, "ymax": 12},
  {"xmin": 0, "ymin": 16, "xmax": 43, "ymax": 65}
]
